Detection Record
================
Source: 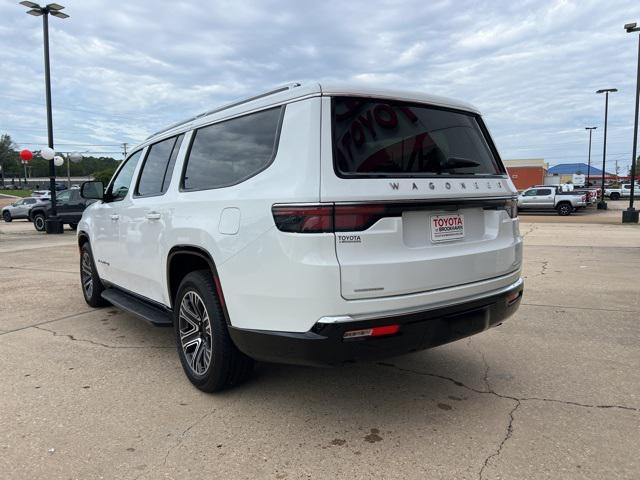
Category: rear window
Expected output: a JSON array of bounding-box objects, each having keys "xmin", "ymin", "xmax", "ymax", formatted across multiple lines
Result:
[
  {"xmin": 332, "ymin": 96, "xmax": 501, "ymax": 177},
  {"xmin": 182, "ymin": 107, "xmax": 283, "ymax": 191}
]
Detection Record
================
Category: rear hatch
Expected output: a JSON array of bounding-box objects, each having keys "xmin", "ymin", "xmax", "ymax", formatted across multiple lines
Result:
[{"xmin": 322, "ymin": 95, "xmax": 520, "ymax": 300}]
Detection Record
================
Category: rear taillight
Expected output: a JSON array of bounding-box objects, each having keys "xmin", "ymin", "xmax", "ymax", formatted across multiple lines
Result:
[
  {"xmin": 272, "ymin": 204, "xmax": 390, "ymax": 233},
  {"xmin": 272, "ymin": 205, "xmax": 333, "ymax": 233},
  {"xmin": 503, "ymin": 199, "xmax": 518, "ymax": 218},
  {"xmin": 334, "ymin": 204, "xmax": 388, "ymax": 232}
]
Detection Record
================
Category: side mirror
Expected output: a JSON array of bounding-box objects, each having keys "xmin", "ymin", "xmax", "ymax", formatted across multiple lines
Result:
[{"xmin": 81, "ymin": 181, "xmax": 104, "ymax": 200}]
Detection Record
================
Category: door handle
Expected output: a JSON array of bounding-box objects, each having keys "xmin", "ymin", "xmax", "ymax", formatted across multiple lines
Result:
[
  {"xmin": 145, "ymin": 212, "xmax": 161, "ymax": 221},
  {"xmin": 110, "ymin": 214, "xmax": 119, "ymax": 221}
]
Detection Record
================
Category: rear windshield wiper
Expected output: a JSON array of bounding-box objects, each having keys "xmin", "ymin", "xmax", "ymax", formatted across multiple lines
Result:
[{"xmin": 440, "ymin": 156, "xmax": 481, "ymax": 169}]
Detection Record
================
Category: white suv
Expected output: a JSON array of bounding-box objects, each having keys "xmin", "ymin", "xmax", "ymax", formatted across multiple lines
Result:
[{"xmin": 78, "ymin": 83, "xmax": 523, "ymax": 392}]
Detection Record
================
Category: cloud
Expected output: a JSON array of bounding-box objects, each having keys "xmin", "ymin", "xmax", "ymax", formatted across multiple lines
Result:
[{"xmin": 0, "ymin": 0, "xmax": 639, "ymax": 172}]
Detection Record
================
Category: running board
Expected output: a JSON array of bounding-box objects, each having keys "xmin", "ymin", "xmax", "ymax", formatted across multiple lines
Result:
[{"xmin": 101, "ymin": 288, "xmax": 173, "ymax": 327}]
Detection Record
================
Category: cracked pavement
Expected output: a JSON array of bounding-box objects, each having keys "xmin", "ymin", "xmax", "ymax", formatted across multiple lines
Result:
[{"xmin": 0, "ymin": 215, "xmax": 639, "ymax": 479}]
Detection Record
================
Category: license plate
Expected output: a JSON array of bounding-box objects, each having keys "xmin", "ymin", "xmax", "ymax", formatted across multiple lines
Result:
[{"xmin": 430, "ymin": 214, "xmax": 464, "ymax": 242}]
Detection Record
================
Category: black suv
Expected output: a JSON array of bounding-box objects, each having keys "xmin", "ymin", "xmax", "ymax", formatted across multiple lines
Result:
[{"xmin": 29, "ymin": 189, "xmax": 95, "ymax": 231}]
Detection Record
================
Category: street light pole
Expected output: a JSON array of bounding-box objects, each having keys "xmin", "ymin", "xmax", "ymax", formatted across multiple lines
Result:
[
  {"xmin": 596, "ymin": 88, "xmax": 617, "ymax": 209},
  {"xmin": 20, "ymin": 1, "xmax": 69, "ymax": 233},
  {"xmin": 623, "ymin": 22, "xmax": 640, "ymax": 223},
  {"xmin": 586, "ymin": 127, "xmax": 597, "ymax": 186}
]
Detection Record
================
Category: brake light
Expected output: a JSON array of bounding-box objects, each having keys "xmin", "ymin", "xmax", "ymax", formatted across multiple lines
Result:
[
  {"xmin": 272, "ymin": 205, "xmax": 333, "ymax": 233},
  {"xmin": 272, "ymin": 204, "xmax": 390, "ymax": 233},
  {"xmin": 334, "ymin": 204, "xmax": 388, "ymax": 232}
]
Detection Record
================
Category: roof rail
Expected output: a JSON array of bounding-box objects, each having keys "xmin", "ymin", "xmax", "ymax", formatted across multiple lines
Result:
[{"xmin": 146, "ymin": 82, "xmax": 302, "ymax": 140}]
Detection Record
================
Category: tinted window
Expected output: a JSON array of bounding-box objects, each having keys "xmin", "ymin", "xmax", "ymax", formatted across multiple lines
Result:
[
  {"xmin": 537, "ymin": 189, "xmax": 552, "ymax": 196},
  {"xmin": 136, "ymin": 134, "xmax": 184, "ymax": 196},
  {"xmin": 110, "ymin": 150, "xmax": 143, "ymax": 201},
  {"xmin": 332, "ymin": 97, "xmax": 500, "ymax": 177},
  {"xmin": 183, "ymin": 107, "xmax": 282, "ymax": 190},
  {"xmin": 24, "ymin": 198, "xmax": 36, "ymax": 204}
]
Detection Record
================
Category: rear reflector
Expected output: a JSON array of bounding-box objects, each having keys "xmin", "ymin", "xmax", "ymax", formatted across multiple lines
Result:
[
  {"xmin": 506, "ymin": 290, "xmax": 521, "ymax": 306},
  {"xmin": 343, "ymin": 324, "xmax": 400, "ymax": 339}
]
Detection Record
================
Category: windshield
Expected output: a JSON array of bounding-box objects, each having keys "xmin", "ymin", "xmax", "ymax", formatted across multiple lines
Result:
[{"xmin": 332, "ymin": 96, "xmax": 502, "ymax": 177}]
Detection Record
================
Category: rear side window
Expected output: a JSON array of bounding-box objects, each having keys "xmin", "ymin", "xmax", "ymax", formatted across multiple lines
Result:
[
  {"xmin": 332, "ymin": 97, "xmax": 501, "ymax": 177},
  {"xmin": 537, "ymin": 188, "xmax": 552, "ymax": 195},
  {"xmin": 182, "ymin": 107, "xmax": 283, "ymax": 190},
  {"xmin": 136, "ymin": 134, "xmax": 184, "ymax": 197}
]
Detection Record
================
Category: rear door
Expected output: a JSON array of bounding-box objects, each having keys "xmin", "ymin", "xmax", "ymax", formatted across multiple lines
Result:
[
  {"xmin": 534, "ymin": 188, "xmax": 554, "ymax": 207},
  {"xmin": 320, "ymin": 95, "xmax": 520, "ymax": 300}
]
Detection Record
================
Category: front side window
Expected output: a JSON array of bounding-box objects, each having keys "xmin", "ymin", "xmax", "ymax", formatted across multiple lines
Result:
[
  {"xmin": 109, "ymin": 150, "xmax": 143, "ymax": 201},
  {"xmin": 332, "ymin": 97, "xmax": 501, "ymax": 177},
  {"xmin": 57, "ymin": 191, "xmax": 71, "ymax": 202},
  {"xmin": 524, "ymin": 189, "xmax": 538, "ymax": 196},
  {"xmin": 136, "ymin": 134, "xmax": 184, "ymax": 197},
  {"xmin": 182, "ymin": 107, "xmax": 282, "ymax": 190}
]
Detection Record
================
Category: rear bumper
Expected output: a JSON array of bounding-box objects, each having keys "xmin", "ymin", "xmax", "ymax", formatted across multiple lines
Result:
[{"xmin": 229, "ymin": 278, "xmax": 524, "ymax": 366}]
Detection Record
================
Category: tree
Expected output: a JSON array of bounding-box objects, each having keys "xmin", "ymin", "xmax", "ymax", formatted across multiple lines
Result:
[
  {"xmin": 0, "ymin": 134, "xmax": 17, "ymax": 186},
  {"xmin": 92, "ymin": 167, "xmax": 117, "ymax": 184},
  {"xmin": 629, "ymin": 156, "xmax": 640, "ymax": 177}
]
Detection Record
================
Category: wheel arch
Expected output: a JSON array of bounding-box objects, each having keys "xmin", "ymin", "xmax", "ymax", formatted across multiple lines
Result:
[
  {"xmin": 78, "ymin": 231, "xmax": 90, "ymax": 248},
  {"xmin": 166, "ymin": 246, "xmax": 230, "ymax": 323}
]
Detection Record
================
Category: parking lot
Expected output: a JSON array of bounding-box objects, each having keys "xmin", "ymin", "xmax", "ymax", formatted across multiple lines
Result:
[{"xmin": 1, "ymin": 201, "xmax": 638, "ymax": 480}]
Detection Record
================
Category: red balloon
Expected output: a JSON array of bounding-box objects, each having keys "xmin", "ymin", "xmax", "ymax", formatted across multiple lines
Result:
[{"xmin": 20, "ymin": 149, "xmax": 33, "ymax": 161}]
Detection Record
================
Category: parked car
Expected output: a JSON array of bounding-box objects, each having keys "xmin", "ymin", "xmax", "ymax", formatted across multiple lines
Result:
[
  {"xmin": 605, "ymin": 183, "xmax": 639, "ymax": 200},
  {"xmin": 54, "ymin": 182, "xmax": 67, "ymax": 191},
  {"xmin": 31, "ymin": 190, "xmax": 52, "ymax": 198},
  {"xmin": 518, "ymin": 186, "xmax": 586, "ymax": 215},
  {"xmin": 77, "ymin": 83, "xmax": 524, "ymax": 392},
  {"xmin": 29, "ymin": 188, "xmax": 96, "ymax": 231},
  {"xmin": 2, "ymin": 197, "xmax": 49, "ymax": 222}
]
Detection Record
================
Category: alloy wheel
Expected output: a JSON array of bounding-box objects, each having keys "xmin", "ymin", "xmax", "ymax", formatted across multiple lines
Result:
[
  {"xmin": 81, "ymin": 251, "xmax": 93, "ymax": 298},
  {"xmin": 178, "ymin": 291, "xmax": 213, "ymax": 376},
  {"xmin": 34, "ymin": 216, "xmax": 45, "ymax": 230}
]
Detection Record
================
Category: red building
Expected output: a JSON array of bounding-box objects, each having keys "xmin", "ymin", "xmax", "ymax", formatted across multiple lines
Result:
[{"xmin": 503, "ymin": 159, "xmax": 548, "ymax": 190}]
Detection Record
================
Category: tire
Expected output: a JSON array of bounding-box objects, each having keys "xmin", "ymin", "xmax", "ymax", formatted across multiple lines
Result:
[
  {"xmin": 80, "ymin": 243, "xmax": 108, "ymax": 308},
  {"xmin": 33, "ymin": 213, "xmax": 46, "ymax": 231},
  {"xmin": 68, "ymin": 223, "xmax": 78, "ymax": 230},
  {"xmin": 557, "ymin": 202, "xmax": 572, "ymax": 216},
  {"xmin": 2, "ymin": 211, "xmax": 11, "ymax": 222},
  {"xmin": 610, "ymin": 193, "xmax": 620, "ymax": 200},
  {"xmin": 174, "ymin": 270, "xmax": 254, "ymax": 392}
]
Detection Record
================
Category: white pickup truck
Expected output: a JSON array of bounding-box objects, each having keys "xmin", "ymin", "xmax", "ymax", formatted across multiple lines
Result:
[
  {"xmin": 517, "ymin": 186, "xmax": 587, "ymax": 215},
  {"xmin": 605, "ymin": 184, "xmax": 639, "ymax": 200}
]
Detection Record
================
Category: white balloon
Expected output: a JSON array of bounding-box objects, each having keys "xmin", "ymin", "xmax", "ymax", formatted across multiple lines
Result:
[
  {"xmin": 41, "ymin": 147, "xmax": 55, "ymax": 160},
  {"xmin": 69, "ymin": 152, "xmax": 83, "ymax": 163},
  {"xmin": 53, "ymin": 156, "xmax": 64, "ymax": 167}
]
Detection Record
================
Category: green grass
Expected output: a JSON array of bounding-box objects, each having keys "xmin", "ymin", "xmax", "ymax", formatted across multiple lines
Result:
[{"xmin": 0, "ymin": 189, "xmax": 33, "ymax": 198}]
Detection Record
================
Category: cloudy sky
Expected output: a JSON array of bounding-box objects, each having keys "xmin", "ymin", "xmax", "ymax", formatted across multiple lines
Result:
[{"xmin": 1, "ymin": 0, "xmax": 639, "ymax": 173}]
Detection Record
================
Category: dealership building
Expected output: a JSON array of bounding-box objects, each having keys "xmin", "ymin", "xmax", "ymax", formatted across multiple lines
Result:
[{"xmin": 503, "ymin": 159, "xmax": 548, "ymax": 190}]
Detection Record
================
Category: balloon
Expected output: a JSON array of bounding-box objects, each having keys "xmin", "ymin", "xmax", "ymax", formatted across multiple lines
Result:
[
  {"xmin": 53, "ymin": 156, "xmax": 64, "ymax": 167},
  {"xmin": 41, "ymin": 147, "xmax": 55, "ymax": 160},
  {"xmin": 20, "ymin": 149, "xmax": 33, "ymax": 161},
  {"xmin": 69, "ymin": 152, "xmax": 83, "ymax": 163}
]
